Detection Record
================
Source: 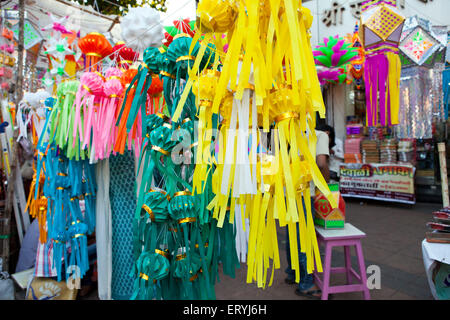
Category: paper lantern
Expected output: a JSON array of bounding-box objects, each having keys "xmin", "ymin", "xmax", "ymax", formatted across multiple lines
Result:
[
  {"xmin": 164, "ymin": 19, "xmax": 196, "ymax": 47},
  {"xmin": 399, "ymin": 15, "xmax": 447, "ymax": 68},
  {"xmin": 196, "ymin": 0, "xmax": 238, "ymax": 33},
  {"xmin": 120, "ymin": 7, "xmax": 165, "ymax": 53},
  {"xmin": 113, "ymin": 42, "xmax": 139, "ymax": 70},
  {"xmin": 314, "ymin": 36, "xmax": 359, "ymax": 69},
  {"xmin": 345, "ymin": 23, "xmax": 365, "ymax": 88},
  {"xmin": 146, "ymin": 74, "xmax": 164, "ymax": 115},
  {"xmin": 313, "ymin": 35, "xmax": 358, "ymax": 85},
  {"xmin": 360, "ymin": 0, "xmax": 405, "ymax": 127},
  {"xmin": 41, "ymin": 13, "xmax": 71, "ymax": 34},
  {"xmin": 44, "ymin": 36, "xmax": 75, "ymax": 62},
  {"xmin": 78, "ymin": 32, "xmax": 112, "ymax": 71},
  {"xmin": 316, "ymin": 66, "xmax": 347, "ymax": 86}
]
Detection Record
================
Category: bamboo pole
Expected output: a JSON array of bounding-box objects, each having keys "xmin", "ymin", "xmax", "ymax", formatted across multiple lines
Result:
[
  {"xmin": 438, "ymin": 142, "xmax": 449, "ymax": 208},
  {"xmin": 2, "ymin": 0, "xmax": 25, "ymax": 273}
]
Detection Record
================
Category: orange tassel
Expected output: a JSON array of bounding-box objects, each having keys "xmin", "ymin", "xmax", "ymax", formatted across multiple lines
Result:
[{"xmin": 114, "ymin": 88, "xmax": 136, "ymax": 154}]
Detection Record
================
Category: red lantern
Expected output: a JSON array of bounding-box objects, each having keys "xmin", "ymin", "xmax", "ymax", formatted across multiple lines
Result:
[
  {"xmin": 78, "ymin": 32, "xmax": 112, "ymax": 72},
  {"xmin": 113, "ymin": 41, "xmax": 139, "ymax": 70},
  {"xmin": 173, "ymin": 18, "xmax": 195, "ymax": 37},
  {"xmin": 164, "ymin": 32, "xmax": 174, "ymax": 47},
  {"xmin": 146, "ymin": 74, "xmax": 164, "ymax": 115}
]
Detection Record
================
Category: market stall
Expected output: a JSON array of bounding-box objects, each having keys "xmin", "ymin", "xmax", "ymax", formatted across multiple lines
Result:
[
  {"xmin": 339, "ymin": 7, "xmax": 448, "ymax": 205},
  {"xmin": 0, "ymin": 0, "xmax": 340, "ymax": 300}
]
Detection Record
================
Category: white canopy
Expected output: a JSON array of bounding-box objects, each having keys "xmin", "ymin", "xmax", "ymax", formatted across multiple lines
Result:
[
  {"xmin": 12, "ymin": 0, "xmax": 196, "ymax": 42},
  {"xmin": 4, "ymin": 0, "xmax": 196, "ymax": 69}
]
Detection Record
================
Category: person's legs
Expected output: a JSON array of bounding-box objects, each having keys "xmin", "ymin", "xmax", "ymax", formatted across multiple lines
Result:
[
  {"xmin": 285, "ymin": 198, "xmax": 321, "ymax": 297},
  {"xmin": 297, "ymin": 199, "xmax": 315, "ymax": 291},
  {"xmin": 285, "ymin": 226, "xmax": 295, "ymax": 283},
  {"xmin": 297, "ymin": 244, "xmax": 314, "ymax": 291}
]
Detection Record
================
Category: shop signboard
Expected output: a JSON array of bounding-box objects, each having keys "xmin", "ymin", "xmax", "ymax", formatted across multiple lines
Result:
[{"xmin": 339, "ymin": 163, "xmax": 416, "ymax": 204}]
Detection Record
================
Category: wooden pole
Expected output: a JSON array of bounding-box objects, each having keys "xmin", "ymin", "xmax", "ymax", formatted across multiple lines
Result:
[
  {"xmin": 2, "ymin": 0, "xmax": 25, "ymax": 273},
  {"xmin": 16, "ymin": 0, "xmax": 25, "ymax": 104},
  {"xmin": 107, "ymin": 16, "xmax": 120, "ymax": 32},
  {"xmin": 438, "ymin": 142, "xmax": 449, "ymax": 208}
]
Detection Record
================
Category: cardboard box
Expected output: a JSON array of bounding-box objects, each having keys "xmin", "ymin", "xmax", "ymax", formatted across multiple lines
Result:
[{"xmin": 314, "ymin": 184, "xmax": 346, "ymax": 229}]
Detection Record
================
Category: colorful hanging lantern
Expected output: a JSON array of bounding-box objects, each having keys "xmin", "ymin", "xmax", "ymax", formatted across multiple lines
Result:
[
  {"xmin": 146, "ymin": 74, "xmax": 164, "ymax": 115},
  {"xmin": 44, "ymin": 36, "xmax": 75, "ymax": 62},
  {"xmin": 399, "ymin": 15, "xmax": 447, "ymax": 68},
  {"xmin": 345, "ymin": 23, "xmax": 365, "ymax": 88},
  {"xmin": 360, "ymin": 0, "xmax": 405, "ymax": 127},
  {"xmin": 78, "ymin": 32, "xmax": 112, "ymax": 71},
  {"xmin": 97, "ymin": 67, "xmax": 124, "ymax": 160},
  {"xmin": 120, "ymin": 7, "xmax": 165, "ymax": 53},
  {"xmin": 186, "ymin": 0, "xmax": 337, "ymax": 289},
  {"xmin": 113, "ymin": 42, "xmax": 139, "ymax": 70},
  {"xmin": 313, "ymin": 35, "xmax": 359, "ymax": 85},
  {"xmin": 164, "ymin": 19, "xmax": 196, "ymax": 48},
  {"xmin": 314, "ymin": 36, "xmax": 359, "ymax": 69}
]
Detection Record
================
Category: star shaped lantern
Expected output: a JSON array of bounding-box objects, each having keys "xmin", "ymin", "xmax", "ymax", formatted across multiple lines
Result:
[
  {"xmin": 41, "ymin": 13, "xmax": 72, "ymax": 35},
  {"xmin": 399, "ymin": 15, "xmax": 446, "ymax": 68},
  {"xmin": 49, "ymin": 58, "xmax": 69, "ymax": 81},
  {"xmin": 44, "ymin": 36, "xmax": 75, "ymax": 61}
]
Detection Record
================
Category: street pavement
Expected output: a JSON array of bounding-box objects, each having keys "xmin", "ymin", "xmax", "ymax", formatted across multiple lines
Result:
[{"xmin": 214, "ymin": 198, "xmax": 439, "ymax": 300}]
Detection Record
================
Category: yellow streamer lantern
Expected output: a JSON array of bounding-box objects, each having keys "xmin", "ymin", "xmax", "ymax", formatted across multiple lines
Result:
[
  {"xmin": 193, "ymin": 0, "xmax": 337, "ymax": 288},
  {"xmin": 192, "ymin": 69, "xmax": 221, "ymax": 194}
]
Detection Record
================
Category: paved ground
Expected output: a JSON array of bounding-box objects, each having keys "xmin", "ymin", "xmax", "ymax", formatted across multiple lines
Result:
[
  {"xmin": 214, "ymin": 198, "xmax": 439, "ymax": 300},
  {"xmin": 69, "ymin": 198, "xmax": 441, "ymax": 300}
]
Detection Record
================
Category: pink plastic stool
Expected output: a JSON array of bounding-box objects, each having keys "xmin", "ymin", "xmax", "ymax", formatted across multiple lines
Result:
[{"xmin": 313, "ymin": 223, "xmax": 371, "ymax": 300}]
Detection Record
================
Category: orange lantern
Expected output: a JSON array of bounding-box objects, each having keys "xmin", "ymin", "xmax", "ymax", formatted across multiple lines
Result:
[
  {"xmin": 113, "ymin": 42, "xmax": 139, "ymax": 70},
  {"xmin": 78, "ymin": 32, "xmax": 112, "ymax": 72},
  {"xmin": 146, "ymin": 74, "xmax": 164, "ymax": 114}
]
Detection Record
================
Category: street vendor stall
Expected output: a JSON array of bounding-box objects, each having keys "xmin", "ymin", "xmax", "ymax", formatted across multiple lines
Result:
[
  {"xmin": 1, "ymin": 0, "xmax": 341, "ymax": 301},
  {"xmin": 339, "ymin": 9, "xmax": 448, "ymax": 205}
]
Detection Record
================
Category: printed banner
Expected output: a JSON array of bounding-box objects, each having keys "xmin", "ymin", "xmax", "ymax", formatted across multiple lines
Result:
[{"xmin": 339, "ymin": 163, "xmax": 416, "ymax": 204}]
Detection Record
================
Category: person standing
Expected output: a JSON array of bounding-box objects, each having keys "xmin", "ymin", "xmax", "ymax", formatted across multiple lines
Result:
[{"xmin": 285, "ymin": 127, "xmax": 330, "ymax": 299}]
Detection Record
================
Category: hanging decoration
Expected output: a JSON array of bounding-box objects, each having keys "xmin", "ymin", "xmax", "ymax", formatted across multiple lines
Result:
[
  {"xmin": 115, "ymin": 13, "xmax": 240, "ymax": 298},
  {"xmin": 173, "ymin": 0, "xmax": 337, "ymax": 289},
  {"xmin": 0, "ymin": 24, "xmax": 16, "ymax": 92},
  {"xmin": 313, "ymin": 35, "xmax": 359, "ymax": 85},
  {"xmin": 163, "ymin": 19, "xmax": 196, "ymax": 48},
  {"xmin": 48, "ymin": 57, "xmax": 69, "ymax": 81},
  {"xmin": 120, "ymin": 7, "xmax": 165, "ymax": 53},
  {"xmin": 396, "ymin": 16, "xmax": 448, "ymax": 139},
  {"xmin": 78, "ymin": 32, "xmax": 113, "ymax": 72},
  {"xmin": 399, "ymin": 15, "xmax": 447, "ymax": 68},
  {"xmin": 31, "ymin": 85, "xmax": 97, "ymax": 283},
  {"xmin": 27, "ymin": 0, "xmax": 341, "ymax": 300},
  {"xmin": 360, "ymin": 0, "xmax": 405, "ymax": 127},
  {"xmin": 112, "ymin": 42, "xmax": 139, "ymax": 70},
  {"xmin": 345, "ymin": 23, "xmax": 366, "ymax": 88},
  {"xmin": 40, "ymin": 13, "xmax": 72, "ymax": 35},
  {"xmin": 44, "ymin": 36, "xmax": 75, "ymax": 62},
  {"xmin": 40, "ymin": 13, "xmax": 82, "ymax": 91}
]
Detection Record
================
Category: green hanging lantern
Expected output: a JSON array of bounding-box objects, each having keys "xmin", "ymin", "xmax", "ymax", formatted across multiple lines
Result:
[{"xmin": 131, "ymin": 249, "xmax": 171, "ymax": 300}]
